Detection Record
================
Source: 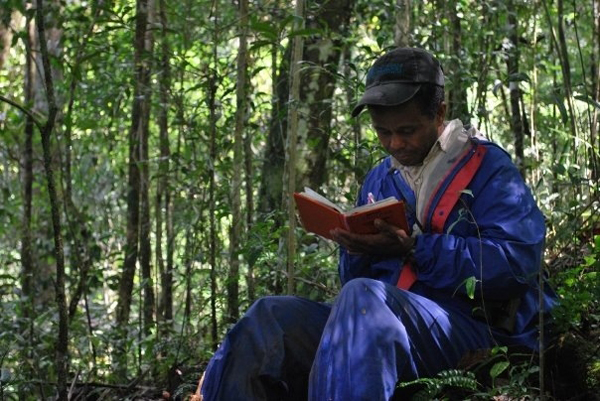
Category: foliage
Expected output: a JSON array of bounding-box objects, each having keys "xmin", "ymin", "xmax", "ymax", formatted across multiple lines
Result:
[
  {"xmin": 395, "ymin": 369, "xmax": 478, "ymax": 400},
  {"xmin": 0, "ymin": 0, "xmax": 599, "ymax": 397},
  {"xmin": 552, "ymin": 234, "xmax": 600, "ymax": 332}
]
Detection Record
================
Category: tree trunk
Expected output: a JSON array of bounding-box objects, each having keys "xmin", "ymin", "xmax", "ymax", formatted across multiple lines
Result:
[
  {"xmin": 300, "ymin": 0, "xmax": 354, "ymax": 191},
  {"xmin": 62, "ymin": 6, "xmax": 102, "ymax": 321},
  {"xmin": 35, "ymin": 1, "xmax": 67, "ymax": 398},
  {"xmin": 281, "ymin": 0, "xmax": 305, "ymax": 295},
  {"xmin": 20, "ymin": 10, "xmax": 36, "ymax": 377},
  {"xmin": 25, "ymin": 0, "xmax": 62, "ymax": 310},
  {"xmin": 474, "ymin": 8, "xmax": 493, "ymax": 138},
  {"xmin": 115, "ymin": 0, "xmax": 150, "ymax": 373},
  {"xmin": 447, "ymin": 4, "xmax": 470, "ymax": 124},
  {"xmin": 0, "ymin": 10, "xmax": 19, "ymax": 70},
  {"xmin": 593, "ymin": 0, "xmax": 600, "ymax": 181},
  {"xmin": 555, "ymin": 0, "xmax": 578, "ymax": 158},
  {"xmin": 394, "ymin": 0, "xmax": 411, "ymax": 47},
  {"xmin": 244, "ymin": 120, "xmax": 256, "ymax": 301},
  {"xmin": 258, "ymin": 41, "xmax": 289, "ymax": 220},
  {"xmin": 208, "ymin": 0, "xmax": 219, "ymax": 349},
  {"xmin": 258, "ymin": 38, "xmax": 289, "ymax": 294},
  {"xmin": 139, "ymin": 0, "xmax": 156, "ymax": 337},
  {"xmin": 506, "ymin": 0, "xmax": 525, "ymax": 176},
  {"xmin": 157, "ymin": 0, "xmax": 173, "ymax": 327},
  {"xmin": 227, "ymin": 0, "xmax": 249, "ymax": 323}
]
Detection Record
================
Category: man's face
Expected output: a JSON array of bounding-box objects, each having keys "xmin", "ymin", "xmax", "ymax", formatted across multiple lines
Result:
[{"xmin": 369, "ymin": 101, "xmax": 445, "ymax": 166}]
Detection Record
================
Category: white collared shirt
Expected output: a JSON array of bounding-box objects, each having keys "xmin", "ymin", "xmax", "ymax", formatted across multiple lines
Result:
[{"xmin": 391, "ymin": 120, "xmax": 461, "ymax": 195}]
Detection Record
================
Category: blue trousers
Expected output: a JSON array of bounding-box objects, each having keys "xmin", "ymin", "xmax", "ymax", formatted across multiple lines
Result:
[{"xmin": 201, "ymin": 278, "xmax": 495, "ymax": 400}]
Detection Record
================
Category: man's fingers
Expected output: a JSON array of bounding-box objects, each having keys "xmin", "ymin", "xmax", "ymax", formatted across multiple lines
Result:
[
  {"xmin": 395, "ymin": 229, "xmax": 409, "ymax": 239},
  {"xmin": 374, "ymin": 219, "xmax": 399, "ymax": 236}
]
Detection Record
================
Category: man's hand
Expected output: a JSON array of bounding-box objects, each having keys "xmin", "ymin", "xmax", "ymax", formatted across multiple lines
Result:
[{"xmin": 331, "ymin": 219, "xmax": 415, "ymax": 257}]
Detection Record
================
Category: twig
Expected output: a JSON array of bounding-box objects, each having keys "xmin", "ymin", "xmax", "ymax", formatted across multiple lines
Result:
[
  {"xmin": 281, "ymin": 271, "xmax": 338, "ymax": 297},
  {"xmin": 0, "ymin": 94, "xmax": 44, "ymax": 131},
  {"xmin": 68, "ymin": 370, "xmax": 80, "ymax": 399}
]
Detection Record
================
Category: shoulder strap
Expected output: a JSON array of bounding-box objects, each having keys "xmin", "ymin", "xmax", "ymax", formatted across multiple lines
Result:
[{"xmin": 397, "ymin": 142, "xmax": 488, "ymax": 291}]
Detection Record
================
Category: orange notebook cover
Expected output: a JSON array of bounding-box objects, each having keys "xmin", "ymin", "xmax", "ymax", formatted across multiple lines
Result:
[{"xmin": 293, "ymin": 188, "xmax": 408, "ymax": 240}]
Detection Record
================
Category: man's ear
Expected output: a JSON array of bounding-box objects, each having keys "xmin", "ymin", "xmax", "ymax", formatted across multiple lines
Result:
[{"xmin": 436, "ymin": 101, "xmax": 447, "ymax": 129}]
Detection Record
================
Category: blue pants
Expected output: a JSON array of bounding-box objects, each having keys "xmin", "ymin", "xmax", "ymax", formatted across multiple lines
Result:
[{"xmin": 201, "ymin": 278, "xmax": 495, "ymax": 400}]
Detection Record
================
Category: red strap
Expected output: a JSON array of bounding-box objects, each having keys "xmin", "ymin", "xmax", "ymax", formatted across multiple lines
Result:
[
  {"xmin": 430, "ymin": 145, "xmax": 487, "ymax": 232},
  {"xmin": 397, "ymin": 261, "xmax": 417, "ymax": 290},
  {"xmin": 397, "ymin": 143, "xmax": 487, "ymax": 291}
]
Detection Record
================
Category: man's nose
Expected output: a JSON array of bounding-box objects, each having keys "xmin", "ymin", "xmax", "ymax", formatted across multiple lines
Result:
[{"xmin": 389, "ymin": 134, "xmax": 405, "ymax": 150}]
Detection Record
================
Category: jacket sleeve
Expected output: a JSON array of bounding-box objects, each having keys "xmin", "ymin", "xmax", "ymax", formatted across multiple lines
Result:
[{"xmin": 413, "ymin": 146, "xmax": 546, "ymax": 300}]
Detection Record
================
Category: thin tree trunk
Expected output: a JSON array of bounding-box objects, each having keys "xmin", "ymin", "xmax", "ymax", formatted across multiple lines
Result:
[
  {"xmin": 157, "ymin": 0, "xmax": 173, "ymax": 326},
  {"xmin": 474, "ymin": 8, "xmax": 493, "ymax": 138},
  {"xmin": 20, "ymin": 10, "xmax": 36, "ymax": 377},
  {"xmin": 301, "ymin": 0, "xmax": 354, "ymax": 191},
  {"xmin": 557, "ymin": 0, "xmax": 578, "ymax": 159},
  {"xmin": 543, "ymin": 0, "xmax": 578, "ymax": 159},
  {"xmin": 35, "ymin": 0, "xmax": 67, "ymax": 398},
  {"xmin": 115, "ymin": 0, "xmax": 149, "ymax": 374},
  {"xmin": 208, "ymin": 0, "xmax": 219, "ymax": 350},
  {"xmin": 506, "ymin": 0, "xmax": 525, "ymax": 176},
  {"xmin": 342, "ymin": 46, "xmax": 362, "ymax": 178},
  {"xmin": 0, "ymin": 10, "xmax": 19, "ymax": 70},
  {"xmin": 447, "ymin": 5, "xmax": 470, "ymax": 124},
  {"xmin": 281, "ymin": 0, "xmax": 305, "ymax": 295},
  {"xmin": 394, "ymin": 0, "xmax": 411, "ymax": 47},
  {"xmin": 62, "ymin": 6, "xmax": 102, "ymax": 320},
  {"xmin": 139, "ymin": 0, "xmax": 156, "ymax": 337},
  {"xmin": 227, "ymin": 0, "xmax": 249, "ymax": 323},
  {"xmin": 593, "ymin": 0, "xmax": 600, "ymax": 181},
  {"xmin": 530, "ymin": 8, "xmax": 540, "ymax": 187},
  {"xmin": 258, "ymin": 40, "xmax": 289, "ymax": 223},
  {"xmin": 244, "ymin": 125, "xmax": 256, "ymax": 301}
]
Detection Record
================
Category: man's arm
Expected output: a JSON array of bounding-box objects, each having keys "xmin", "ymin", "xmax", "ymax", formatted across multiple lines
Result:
[{"xmin": 337, "ymin": 146, "xmax": 546, "ymax": 299}]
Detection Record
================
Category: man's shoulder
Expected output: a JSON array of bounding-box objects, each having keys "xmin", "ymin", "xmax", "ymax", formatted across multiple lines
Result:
[{"xmin": 475, "ymin": 139, "xmax": 514, "ymax": 165}]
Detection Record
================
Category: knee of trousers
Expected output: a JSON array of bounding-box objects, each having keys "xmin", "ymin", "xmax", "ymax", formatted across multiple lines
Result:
[
  {"xmin": 338, "ymin": 277, "xmax": 396, "ymax": 303},
  {"xmin": 229, "ymin": 296, "xmax": 292, "ymax": 336},
  {"xmin": 243, "ymin": 295, "xmax": 304, "ymax": 322}
]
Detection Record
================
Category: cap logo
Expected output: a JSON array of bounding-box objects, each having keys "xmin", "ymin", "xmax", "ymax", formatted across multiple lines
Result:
[{"xmin": 367, "ymin": 64, "xmax": 405, "ymax": 85}]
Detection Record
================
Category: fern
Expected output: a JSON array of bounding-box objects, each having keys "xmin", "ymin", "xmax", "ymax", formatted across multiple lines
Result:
[{"xmin": 396, "ymin": 369, "xmax": 478, "ymax": 400}]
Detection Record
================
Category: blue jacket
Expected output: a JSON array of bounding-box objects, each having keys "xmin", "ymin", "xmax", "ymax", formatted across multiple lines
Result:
[{"xmin": 339, "ymin": 137, "xmax": 556, "ymax": 350}]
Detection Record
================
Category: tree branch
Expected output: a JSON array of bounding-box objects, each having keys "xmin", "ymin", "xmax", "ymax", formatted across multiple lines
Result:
[{"xmin": 0, "ymin": 94, "xmax": 44, "ymax": 131}]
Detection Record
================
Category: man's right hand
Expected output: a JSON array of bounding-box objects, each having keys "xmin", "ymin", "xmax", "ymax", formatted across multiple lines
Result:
[{"xmin": 331, "ymin": 219, "xmax": 415, "ymax": 257}]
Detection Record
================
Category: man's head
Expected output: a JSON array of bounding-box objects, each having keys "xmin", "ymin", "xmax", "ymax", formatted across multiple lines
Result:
[
  {"xmin": 352, "ymin": 47, "xmax": 446, "ymax": 166},
  {"xmin": 352, "ymin": 47, "xmax": 445, "ymax": 117}
]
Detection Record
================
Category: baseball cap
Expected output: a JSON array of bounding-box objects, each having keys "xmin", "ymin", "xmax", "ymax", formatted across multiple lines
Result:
[{"xmin": 351, "ymin": 47, "xmax": 445, "ymax": 117}]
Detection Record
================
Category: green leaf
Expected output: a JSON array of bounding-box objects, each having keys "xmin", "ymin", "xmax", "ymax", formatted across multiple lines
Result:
[
  {"xmin": 490, "ymin": 361, "xmax": 510, "ymax": 379},
  {"xmin": 508, "ymin": 72, "xmax": 531, "ymax": 83},
  {"xmin": 552, "ymin": 93, "xmax": 569, "ymax": 125},
  {"xmin": 250, "ymin": 20, "xmax": 279, "ymax": 41},
  {"xmin": 465, "ymin": 276, "xmax": 477, "ymax": 299},
  {"xmin": 492, "ymin": 80, "xmax": 504, "ymax": 97}
]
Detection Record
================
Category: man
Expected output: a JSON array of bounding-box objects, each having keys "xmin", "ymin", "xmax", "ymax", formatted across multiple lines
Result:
[{"xmin": 200, "ymin": 47, "xmax": 556, "ymax": 400}]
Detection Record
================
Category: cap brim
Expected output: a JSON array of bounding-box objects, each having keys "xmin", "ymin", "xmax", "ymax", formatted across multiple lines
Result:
[{"xmin": 351, "ymin": 83, "xmax": 421, "ymax": 117}]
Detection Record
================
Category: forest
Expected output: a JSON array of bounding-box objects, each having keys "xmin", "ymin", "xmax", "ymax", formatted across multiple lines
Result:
[{"xmin": 0, "ymin": 0, "xmax": 599, "ymax": 399}]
